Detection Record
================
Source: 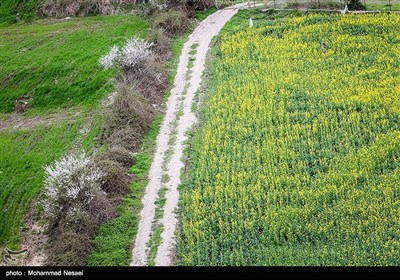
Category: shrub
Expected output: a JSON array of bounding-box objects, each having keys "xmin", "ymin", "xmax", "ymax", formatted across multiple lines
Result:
[
  {"xmin": 40, "ymin": 0, "xmax": 115, "ymax": 18},
  {"xmin": 119, "ymin": 37, "xmax": 154, "ymax": 70},
  {"xmin": 46, "ymin": 228, "xmax": 95, "ymax": 266},
  {"xmin": 95, "ymin": 146, "xmax": 135, "ymax": 169},
  {"xmin": 151, "ymin": 9, "xmax": 190, "ymax": 37},
  {"xmin": 285, "ymin": 2, "xmax": 301, "ymax": 9},
  {"xmin": 347, "ymin": 0, "xmax": 366, "ymax": 10},
  {"xmin": 100, "ymin": 36, "xmax": 168, "ymax": 103},
  {"xmin": 306, "ymin": 0, "xmax": 342, "ymax": 9},
  {"xmin": 88, "ymin": 191, "xmax": 117, "ymax": 221},
  {"xmin": 149, "ymin": 28, "xmax": 172, "ymax": 60},
  {"xmin": 186, "ymin": 0, "xmax": 214, "ymax": 10},
  {"xmin": 107, "ymin": 125, "xmax": 145, "ymax": 152},
  {"xmin": 97, "ymin": 159, "xmax": 131, "ymax": 196},
  {"xmin": 120, "ymin": 54, "xmax": 168, "ymax": 104},
  {"xmin": 41, "ymin": 152, "xmax": 120, "ymax": 265},
  {"xmin": 41, "ymin": 153, "xmax": 104, "ymax": 227},
  {"xmin": 99, "ymin": 37, "xmax": 153, "ymax": 71},
  {"xmin": 102, "ymin": 83, "xmax": 154, "ymax": 152},
  {"xmin": 99, "ymin": 45, "xmax": 119, "ymax": 68},
  {"xmin": 136, "ymin": 2, "xmax": 162, "ymax": 17}
]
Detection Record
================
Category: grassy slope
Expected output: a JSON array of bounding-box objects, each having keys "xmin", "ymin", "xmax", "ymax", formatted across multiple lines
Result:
[
  {"xmin": 0, "ymin": 116, "xmax": 102, "ymax": 246},
  {"xmin": 0, "ymin": 15, "xmax": 147, "ymax": 247},
  {"xmin": 178, "ymin": 10, "xmax": 400, "ymax": 265},
  {"xmin": 87, "ymin": 34, "xmax": 188, "ymax": 266},
  {"xmin": 0, "ymin": 15, "xmax": 147, "ymax": 114},
  {"xmin": 0, "ymin": 0, "xmax": 40, "ymax": 26}
]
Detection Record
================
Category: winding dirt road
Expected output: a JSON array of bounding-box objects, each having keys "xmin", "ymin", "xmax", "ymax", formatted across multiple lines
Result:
[{"xmin": 130, "ymin": 6, "xmax": 243, "ymax": 266}]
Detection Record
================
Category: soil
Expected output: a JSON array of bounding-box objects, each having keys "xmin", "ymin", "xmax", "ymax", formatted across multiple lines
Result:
[{"xmin": 0, "ymin": 109, "xmax": 82, "ymax": 132}]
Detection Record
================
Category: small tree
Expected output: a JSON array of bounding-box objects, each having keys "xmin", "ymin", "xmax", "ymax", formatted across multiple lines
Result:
[
  {"xmin": 346, "ymin": 0, "xmax": 366, "ymax": 10},
  {"xmin": 99, "ymin": 37, "xmax": 153, "ymax": 71},
  {"xmin": 186, "ymin": 0, "xmax": 214, "ymax": 10},
  {"xmin": 41, "ymin": 153, "xmax": 104, "ymax": 226}
]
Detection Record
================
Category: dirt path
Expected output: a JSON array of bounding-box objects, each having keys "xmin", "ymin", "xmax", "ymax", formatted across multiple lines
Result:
[{"xmin": 130, "ymin": 6, "xmax": 243, "ymax": 266}]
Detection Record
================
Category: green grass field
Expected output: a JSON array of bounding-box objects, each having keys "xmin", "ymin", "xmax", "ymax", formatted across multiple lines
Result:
[
  {"xmin": 0, "ymin": 15, "xmax": 147, "ymax": 114},
  {"xmin": 0, "ymin": 115, "xmax": 102, "ymax": 246},
  {"xmin": 0, "ymin": 15, "xmax": 147, "ymax": 248},
  {"xmin": 0, "ymin": 0, "xmax": 39, "ymax": 26}
]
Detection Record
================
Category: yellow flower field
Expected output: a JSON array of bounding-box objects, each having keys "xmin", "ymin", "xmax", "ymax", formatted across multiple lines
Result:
[{"xmin": 178, "ymin": 12, "xmax": 400, "ymax": 265}]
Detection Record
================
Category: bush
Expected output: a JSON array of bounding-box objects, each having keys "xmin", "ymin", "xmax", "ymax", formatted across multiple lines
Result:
[
  {"xmin": 136, "ymin": 3, "xmax": 162, "ymax": 17},
  {"xmin": 119, "ymin": 37, "xmax": 154, "ymax": 71},
  {"xmin": 99, "ymin": 37, "xmax": 168, "ymax": 103},
  {"xmin": 186, "ymin": 0, "xmax": 214, "ymax": 10},
  {"xmin": 306, "ymin": 0, "xmax": 342, "ymax": 9},
  {"xmin": 149, "ymin": 28, "xmax": 172, "ymax": 60},
  {"xmin": 40, "ymin": 0, "xmax": 115, "ymax": 18},
  {"xmin": 103, "ymin": 84, "xmax": 153, "ymax": 139},
  {"xmin": 46, "ymin": 228, "xmax": 95, "ymax": 266},
  {"xmin": 97, "ymin": 159, "xmax": 131, "ymax": 196},
  {"xmin": 120, "ymin": 54, "xmax": 168, "ymax": 104},
  {"xmin": 88, "ymin": 191, "xmax": 117, "ymax": 221},
  {"xmin": 347, "ymin": 0, "xmax": 366, "ymax": 10},
  {"xmin": 106, "ymin": 125, "xmax": 144, "ymax": 152},
  {"xmin": 99, "ymin": 37, "xmax": 153, "ymax": 71},
  {"xmin": 41, "ymin": 153, "xmax": 104, "ymax": 227},
  {"xmin": 151, "ymin": 9, "xmax": 190, "ymax": 37},
  {"xmin": 99, "ymin": 45, "xmax": 119, "ymax": 68},
  {"xmin": 285, "ymin": 2, "xmax": 301, "ymax": 9},
  {"xmin": 96, "ymin": 146, "xmax": 135, "ymax": 169},
  {"xmin": 41, "ymin": 152, "xmax": 120, "ymax": 265}
]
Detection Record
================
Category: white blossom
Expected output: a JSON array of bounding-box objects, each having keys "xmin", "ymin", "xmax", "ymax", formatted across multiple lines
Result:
[
  {"xmin": 119, "ymin": 37, "xmax": 153, "ymax": 69},
  {"xmin": 41, "ymin": 153, "xmax": 104, "ymax": 222},
  {"xmin": 98, "ymin": 37, "xmax": 153, "ymax": 70},
  {"xmin": 99, "ymin": 45, "xmax": 119, "ymax": 68}
]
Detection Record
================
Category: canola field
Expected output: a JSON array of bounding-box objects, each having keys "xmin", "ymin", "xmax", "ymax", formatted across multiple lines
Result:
[{"xmin": 178, "ymin": 13, "xmax": 400, "ymax": 265}]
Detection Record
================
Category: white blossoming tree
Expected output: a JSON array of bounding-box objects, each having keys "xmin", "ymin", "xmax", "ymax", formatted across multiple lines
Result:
[
  {"xmin": 99, "ymin": 37, "xmax": 153, "ymax": 70},
  {"xmin": 41, "ymin": 153, "xmax": 104, "ymax": 225}
]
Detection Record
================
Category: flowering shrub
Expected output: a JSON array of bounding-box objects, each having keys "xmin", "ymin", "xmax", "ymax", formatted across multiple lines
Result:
[
  {"xmin": 99, "ymin": 45, "xmax": 119, "ymax": 68},
  {"xmin": 41, "ymin": 153, "xmax": 104, "ymax": 224},
  {"xmin": 119, "ymin": 37, "xmax": 153, "ymax": 69},
  {"xmin": 99, "ymin": 37, "xmax": 153, "ymax": 70}
]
